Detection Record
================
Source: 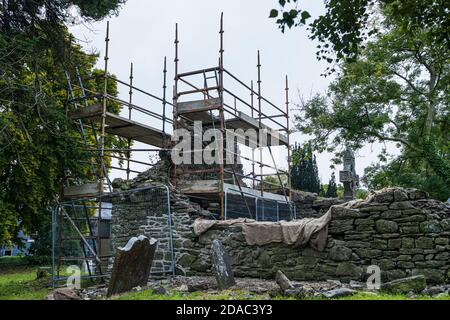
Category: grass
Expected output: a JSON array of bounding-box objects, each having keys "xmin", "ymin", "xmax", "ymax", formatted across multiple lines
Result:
[
  {"xmin": 113, "ymin": 289, "xmax": 269, "ymax": 300},
  {"xmin": 112, "ymin": 288, "xmax": 450, "ymax": 301},
  {"xmin": 339, "ymin": 292, "xmax": 450, "ymax": 300},
  {"xmin": 1, "ymin": 257, "xmax": 449, "ymax": 301},
  {"xmin": 0, "ymin": 257, "xmax": 103, "ymax": 300},
  {"xmin": 0, "ymin": 265, "xmax": 51, "ymax": 300}
]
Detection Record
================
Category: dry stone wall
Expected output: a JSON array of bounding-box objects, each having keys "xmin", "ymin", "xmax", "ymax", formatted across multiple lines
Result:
[
  {"xmin": 290, "ymin": 190, "xmax": 344, "ymax": 218},
  {"xmin": 177, "ymin": 188, "xmax": 449, "ymax": 284},
  {"xmin": 111, "ymin": 166, "xmax": 449, "ymax": 285}
]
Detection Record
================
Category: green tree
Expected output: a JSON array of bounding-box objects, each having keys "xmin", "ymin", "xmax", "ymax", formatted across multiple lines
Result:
[
  {"xmin": 362, "ymin": 157, "xmax": 448, "ymax": 201},
  {"xmin": 270, "ymin": 0, "xmax": 449, "ymax": 73},
  {"xmin": 293, "ymin": 24, "xmax": 449, "ymax": 199},
  {"xmin": 325, "ymin": 172, "xmax": 337, "ymax": 198},
  {"xmin": 279, "ymin": 0, "xmax": 449, "ymax": 200},
  {"xmin": 355, "ymin": 188, "xmax": 369, "ymax": 200},
  {"xmin": 0, "ymin": 1, "xmax": 127, "ymax": 247},
  {"xmin": 291, "ymin": 143, "xmax": 321, "ymax": 193},
  {"xmin": 256, "ymin": 175, "xmax": 288, "ymax": 191}
]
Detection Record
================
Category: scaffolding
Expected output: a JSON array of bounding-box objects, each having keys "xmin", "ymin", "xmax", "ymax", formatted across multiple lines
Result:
[
  {"xmin": 63, "ymin": 15, "xmax": 292, "ymax": 219},
  {"xmin": 55, "ymin": 13, "xmax": 294, "ymax": 284},
  {"xmin": 172, "ymin": 13, "xmax": 293, "ymax": 219},
  {"xmin": 64, "ymin": 22, "xmax": 172, "ymax": 198},
  {"xmin": 57, "ymin": 21, "xmax": 174, "ymax": 285}
]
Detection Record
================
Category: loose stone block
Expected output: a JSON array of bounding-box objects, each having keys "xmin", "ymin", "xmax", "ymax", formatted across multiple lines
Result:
[
  {"xmin": 275, "ymin": 270, "xmax": 295, "ymax": 292},
  {"xmin": 322, "ymin": 288, "xmax": 355, "ymax": 299}
]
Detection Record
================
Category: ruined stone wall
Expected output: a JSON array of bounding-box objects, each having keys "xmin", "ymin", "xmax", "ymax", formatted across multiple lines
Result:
[
  {"xmin": 176, "ymin": 188, "xmax": 450, "ymax": 284},
  {"xmin": 110, "ymin": 161, "xmax": 213, "ymax": 275},
  {"xmin": 291, "ymin": 190, "xmax": 344, "ymax": 218},
  {"xmin": 111, "ymin": 171, "xmax": 450, "ymax": 284}
]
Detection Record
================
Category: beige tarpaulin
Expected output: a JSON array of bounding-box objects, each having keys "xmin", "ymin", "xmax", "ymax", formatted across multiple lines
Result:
[
  {"xmin": 192, "ymin": 218, "xmax": 255, "ymax": 236},
  {"xmin": 279, "ymin": 209, "xmax": 331, "ymax": 251},
  {"xmin": 241, "ymin": 221, "xmax": 284, "ymax": 246},
  {"xmin": 192, "ymin": 209, "xmax": 332, "ymax": 251}
]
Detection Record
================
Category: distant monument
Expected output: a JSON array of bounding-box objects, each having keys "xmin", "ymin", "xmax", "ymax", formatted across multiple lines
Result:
[{"xmin": 339, "ymin": 146, "xmax": 359, "ymax": 200}]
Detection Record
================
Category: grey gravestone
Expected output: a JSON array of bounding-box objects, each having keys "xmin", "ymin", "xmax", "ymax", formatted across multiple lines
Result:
[
  {"xmin": 275, "ymin": 270, "xmax": 294, "ymax": 292},
  {"xmin": 211, "ymin": 239, "xmax": 235, "ymax": 290},
  {"xmin": 107, "ymin": 235, "xmax": 158, "ymax": 296},
  {"xmin": 339, "ymin": 146, "xmax": 360, "ymax": 200}
]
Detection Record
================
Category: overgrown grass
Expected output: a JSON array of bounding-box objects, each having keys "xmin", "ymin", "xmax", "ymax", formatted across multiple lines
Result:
[
  {"xmin": 0, "ymin": 265, "xmax": 51, "ymax": 300},
  {"xmin": 339, "ymin": 292, "xmax": 450, "ymax": 300},
  {"xmin": 113, "ymin": 289, "xmax": 269, "ymax": 300},
  {"xmin": 1, "ymin": 257, "xmax": 448, "ymax": 301},
  {"xmin": 113, "ymin": 288, "xmax": 450, "ymax": 301}
]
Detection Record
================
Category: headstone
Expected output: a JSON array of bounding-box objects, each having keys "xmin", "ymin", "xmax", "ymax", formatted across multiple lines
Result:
[
  {"xmin": 275, "ymin": 270, "xmax": 294, "ymax": 292},
  {"xmin": 107, "ymin": 235, "xmax": 158, "ymax": 297},
  {"xmin": 210, "ymin": 239, "xmax": 235, "ymax": 290},
  {"xmin": 339, "ymin": 146, "xmax": 359, "ymax": 200}
]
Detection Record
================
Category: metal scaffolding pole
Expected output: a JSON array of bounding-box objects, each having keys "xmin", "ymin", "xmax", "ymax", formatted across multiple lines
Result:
[
  {"xmin": 285, "ymin": 75, "xmax": 291, "ymax": 200},
  {"xmin": 257, "ymin": 50, "xmax": 263, "ymax": 198},
  {"xmin": 162, "ymin": 56, "xmax": 167, "ymax": 147},
  {"xmin": 100, "ymin": 21, "xmax": 110, "ymax": 194},
  {"xmin": 251, "ymin": 80, "xmax": 255, "ymax": 189},
  {"xmin": 218, "ymin": 12, "xmax": 225, "ymax": 220},
  {"xmin": 98, "ymin": 21, "xmax": 110, "ymax": 274},
  {"xmin": 127, "ymin": 62, "xmax": 134, "ymax": 180},
  {"xmin": 173, "ymin": 23, "xmax": 179, "ymax": 187}
]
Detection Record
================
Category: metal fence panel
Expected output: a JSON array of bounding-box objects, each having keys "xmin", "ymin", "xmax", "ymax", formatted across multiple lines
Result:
[
  {"xmin": 225, "ymin": 188, "xmax": 295, "ymax": 222},
  {"xmin": 51, "ymin": 185, "xmax": 173, "ymax": 287}
]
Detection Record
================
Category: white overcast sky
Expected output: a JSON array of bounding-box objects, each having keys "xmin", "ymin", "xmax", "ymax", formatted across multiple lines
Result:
[{"xmin": 69, "ymin": 0, "xmax": 396, "ymax": 186}]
